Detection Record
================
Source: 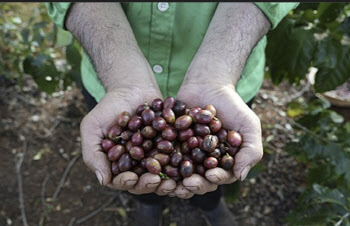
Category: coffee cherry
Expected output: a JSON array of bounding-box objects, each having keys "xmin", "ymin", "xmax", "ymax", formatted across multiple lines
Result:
[
  {"xmin": 121, "ymin": 130, "xmax": 134, "ymax": 141},
  {"xmin": 152, "ymin": 98, "xmax": 163, "ymax": 111},
  {"xmin": 128, "ymin": 117, "xmax": 142, "ymax": 131},
  {"xmin": 153, "ymin": 153, "xmax": 170, "ymax": 166},
  {"xmin": 209, "ymin": 148, "xmax": 221, "ymax": 159},
  {"xmin": 164, "ymin": 96, "xmax": 176, "ymax": 109},
  {"xmin": 141, "ymin": 140, "xmax": 153, "ymax": 152},
  {"xmin": 131, "ymin": 132, "xmax": 143, "ymax": 146},
  {"xmin": 116, "ymin": 111, "xmax": 131, "ymax": 127},
  {"xmin": 227, "ymin": 145, "xmax": 239, "ymax": 157},
  {"xmin": 204, "ymin": 157, "xmax": 218, "ymax": 169},
  {"xmin": 221, "ymin": 154, "xmax": 234, "ymax": 170},
  {"xmin": 136, "ymin": 104, "xmax": 147, "ymax": 116},
  {"xmin": 111, "ymin": 161, "xmax": 120, "ymax": 175},
  {"xmin": 217, "ymin": 129, "xmax": 228, "ymax": 142},
  {"xmin": 145, "ymin": 157, "xmax": 162, "ymax": 174},
  {"xmin": 170, "ymin": 151, "xmax": 183, "ymax": 167},
  {"xmin": 202, "ymin": 135, "xmax": 219, "ymax": 152},
  {"xmin": 209, "ymin": 118, "xmax": 222, "ymax": 133},
  {"xmin": 148, "ymin": 149, "xmax": 159, "ymax": 158},
  {"xmin": 102, "ymin": 139, "xmax": 114, "ymax": 152},
  {"xmin": 173, "ymin": 100, "xmax": 186, "ymax": 116},
  {"xmin": 129, "ymin": 146, "xmax": 145, "ymax": 161},
  {"xmin": 181, "ymin": 142, "xmax": 191, "ymax": 154},
  {"xmin": 227, "ymin": 130, "xmax": 242, "ymax": 147},
  {"xmin": 194, "ymin": 124, "xmax": 211, "ymax": 137},
  {"xmin": 178, "ymin": 128, "xmax": 194, "ymax": 142},
  {"xmin": 187, "ymin": 137, "xmax": 199, "ymax": 149},
  {"xmin": 162, "ymin": 127, "xmax": 177, "ymax": 141},
  {"xmin": 204, "ymin": 105, "xmax": 216, "ymax": 117},
  {"xmin": 157, "ymin": 140, "xmax": 173, "ymax": 153},
  {"xmin": 191, "ymin": 148, "xmax": 206, "ymax": 163},
  {"xmin": 141, "ymin": 126, "xmax": 157, "ymax": 139},
  {"xmin": 108, "ymin": 145, "xmax": 125, "ymax": 161},
  {"xmin": 118, "ymin": 153, "xmax": 133, "ymax": 172},
  {"xmin": 132, "ymin": 166, "xmax": 147, "ymax": 176},
  {"xmin": 162, "ymin": 108, "xmax": 175, "ymax": 124},
  {"xmin": 180, "ymin": 160, "xmax": 194, "ymax": 178},
  {"xmin": 152, "ymin": 117, "xmax": 167, "ymax": 131},
  {"xmin": 197, "ymin": 136, "xmax": 204, "ymax": 149},
  {"xmin": 164, "ymin": 165, "xmax": 180, "ymax": 177},
  {"xmin": 141, "ymin": 108, "xmax": 155, "ymax": 126},
  {"xmin": 196, "ymin": 164, "xmax": 206, "ymax": 176},
  {"xmin": 194, "ymin": 110, "xmax": 213, "ymax": 124},
  {"xmin": 174, "ymin": 115, "xmax": 192, "ymax": 130},
  {"xmin": 183, "ymin": 154, "xmax": 194, "ymax": 163},
  {"xmin": 154, "ymin": 135, "xmax": 163, "ymax": 144},
  {"xmin": 188, "ymin": 107, "xmax": 201, "ymax": 120},
  {"xmin": 125, "ymin": 141, "xmax": 133, "ymax": 151},
  {"xmin": 108, "ymin": 125, "xmax": 123, "ymax": 141}
]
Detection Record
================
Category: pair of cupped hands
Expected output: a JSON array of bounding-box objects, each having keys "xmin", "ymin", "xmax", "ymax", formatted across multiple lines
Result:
[{"xmin": 80, "ymin": 69, "xmax": 263, "ymax": 199}]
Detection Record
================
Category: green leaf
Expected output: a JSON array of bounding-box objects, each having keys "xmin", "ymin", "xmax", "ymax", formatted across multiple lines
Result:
[
  {"xmin": 317, "ymin": 3, "xmax": 346, "ymax": 23},
  {"xmin": 266, "ymin": 19, "xmax": 317, "ymax": 84},
  {"xmin": 21, "ymin": 28, "xmax": 30, "ymax": 43},
  {"xmin": 23, "ymin": 55, "xmax": 60, "ymax": 94},
  {"xmin": 313, "ymin": 184, "xmax": 347, "ymax": 208},
  {"xmin": 314, "ymin": 44, "xmax": 350, "ymax": 92}
]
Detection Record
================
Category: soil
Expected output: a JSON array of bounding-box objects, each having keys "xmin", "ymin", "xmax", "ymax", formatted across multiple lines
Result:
[{"xmin": 1, "ymin": 75, "xmax": 349, "ymax": 226}]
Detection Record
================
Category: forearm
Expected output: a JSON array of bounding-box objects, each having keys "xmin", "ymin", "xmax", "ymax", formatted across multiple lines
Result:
[
  {"xmin": 184, "ymin": 3, "xmax": 270, "ymax": 87},
  {"xmin": 66, "ymin": 3, "xmax": 157, "ymax": 92}
]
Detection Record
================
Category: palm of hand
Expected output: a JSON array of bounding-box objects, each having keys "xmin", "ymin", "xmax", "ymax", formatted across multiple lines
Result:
[
  {"xmin": 169, "ymin": 83, "xmax": 263, "ymax": 198},
  {"xmin": 80, "ymin": 87, "xmax": 177, "ymax": 196}
]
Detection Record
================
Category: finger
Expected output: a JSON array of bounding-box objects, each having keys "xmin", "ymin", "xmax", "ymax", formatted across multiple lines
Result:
[
  {"xmin": 183, "ymin": 174, "xmax": 218, "ymax": 195},
  {"xmin": 205, "ymin": 167, "xmax": 237, "ymax": 185},
  {"xmin": 106, "ymin": 172, "xmax": 138, "ymax": 190},
  {"xmin": 80, "ymin": 115, "xmax": 112, "ymax": 186},
  {"xmin": 128, "ymin": 173, "xmax": 161, "ymax": 195},
  {"xmin": 172, "ymin": 182, "xmax": 195, "ymax": 199},
  {"xmin": 155, "ymin": 179, "xmax": 177, "ymax": 196},
  {"xmin": 233, "ymin": 129, "xmax": 263, "ymax": 181}
]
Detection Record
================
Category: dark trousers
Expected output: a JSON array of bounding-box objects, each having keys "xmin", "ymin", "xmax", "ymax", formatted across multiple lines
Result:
[{"xmin": 82, "ymin": 87, "xmax": 254, "ymax": 210}]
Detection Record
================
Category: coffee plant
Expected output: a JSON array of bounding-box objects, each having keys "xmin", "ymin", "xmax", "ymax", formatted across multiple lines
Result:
[
  {"xmin": 0, "ymin": 3, "xmax": 81, "ymax": 94},
  {"xmin": 266, "ymin": 3, "xmax": 350, "ymax": 92}
]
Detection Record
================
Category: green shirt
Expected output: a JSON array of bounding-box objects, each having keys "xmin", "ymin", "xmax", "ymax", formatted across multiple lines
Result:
[{"xmin": 46, "ymin": 2, "xmax": 298, "ymax": 103}]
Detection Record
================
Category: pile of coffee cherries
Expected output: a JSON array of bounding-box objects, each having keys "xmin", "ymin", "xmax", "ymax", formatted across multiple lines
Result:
[{"xmin": 101, "ymin": 97, "xmax": 242, "ymax": 181}]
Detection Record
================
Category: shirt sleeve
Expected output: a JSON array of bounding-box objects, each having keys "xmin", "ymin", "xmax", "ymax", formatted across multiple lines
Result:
[
  {"xmin": 45, "ymin": 3, "xmax": 72, "ymax": 30},
  {"xmin": 254, "ymin": 3, "xmax": 299, "ymax": 29}
]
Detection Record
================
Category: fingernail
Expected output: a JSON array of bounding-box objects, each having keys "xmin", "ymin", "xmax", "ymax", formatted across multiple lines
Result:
[
  {"xmin": 206, "ymin": 174, "xmax": 220, "ymax": 183},
  {"xmin": 95, "ymin": 171, "xmax": 103, "ymax": 185},
  {"xmin": 124, "ymin": 179, "xmax": 137, "ymax": 186},
  {"xmin": 240, "ymin": 166, "xmax": 251, "ymax": 181},
  {"xmin": 168, "ymin": 193, "xmax": 175, "ymax": 197},
  {"xmin": 146, "ymin": 182, "xmax": 159, "ymax": 188},
  {"xmin": 184, "ymin": 185, "xmax": 199, "ymax": 191}
]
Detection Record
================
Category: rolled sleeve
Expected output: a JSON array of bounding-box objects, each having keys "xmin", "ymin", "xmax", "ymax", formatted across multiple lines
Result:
[
  {"xmin": 254, "ymin": 3, "xmax": 299, "ymax": 29},
  {"xmin": 45, "ymin": 3, "xmax": 72, "ymax": 30}
]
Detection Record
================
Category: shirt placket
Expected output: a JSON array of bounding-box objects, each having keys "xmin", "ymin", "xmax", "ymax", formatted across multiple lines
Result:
[{"xmin": 148, "ymin": 2, "xmax": 176, "ymax": 97}]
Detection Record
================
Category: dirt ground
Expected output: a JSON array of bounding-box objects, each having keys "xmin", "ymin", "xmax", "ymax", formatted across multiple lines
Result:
[{"xmin": 1, "ymin": 75, "xmax": 346, "ymax": 226}]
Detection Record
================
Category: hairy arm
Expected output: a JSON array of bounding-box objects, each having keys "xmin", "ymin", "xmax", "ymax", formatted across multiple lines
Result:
[
  {"xmin": 64, "ymin": 3, "xmax": 174, "ymax": 195},
  {"xmin": 183, "ymin": 2, "xmax": 270, "ymax": 86},
  {"xmin": 66, "ymin": 2, "xmax": 158, "ymax": 92},
  {"xmin": 176, "ymin": 3, "xmax": 271, "ymax": 198}
]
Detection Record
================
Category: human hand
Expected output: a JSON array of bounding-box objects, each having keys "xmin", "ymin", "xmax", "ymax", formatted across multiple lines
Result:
[
  {"xmin": 80, "ymin": 86, "xmax": 177, "ymax": 195},
  {"xmin": 173, "ymin": 80, "xmax": 263, "ymax": 198}
]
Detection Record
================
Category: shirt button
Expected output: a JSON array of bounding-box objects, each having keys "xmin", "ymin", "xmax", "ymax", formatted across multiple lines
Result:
[
  {"xmin": 157, "ymin": 2, "xmax": 169, "ymax": 12},
  {"xmin": 153, "ymin": 65, "xmax": 163, "ymax": 74}
]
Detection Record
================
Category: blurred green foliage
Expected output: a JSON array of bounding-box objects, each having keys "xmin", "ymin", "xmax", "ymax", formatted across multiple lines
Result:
[
  {"xmin": 266, "ymin": 3, "xmax": 350, "ymax": 92},
  {"xmin": 284, "ymin": 98, "xmax": 350, "ymax": 225},
  {"xmin": 0, "ymin": 3, "xmax": 81, "ymax": 94}
]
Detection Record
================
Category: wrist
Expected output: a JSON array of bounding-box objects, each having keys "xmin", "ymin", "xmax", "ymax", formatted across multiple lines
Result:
[{"xmin": 183, "ymin": 54, "xmax": 241, "ymax": 88}]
